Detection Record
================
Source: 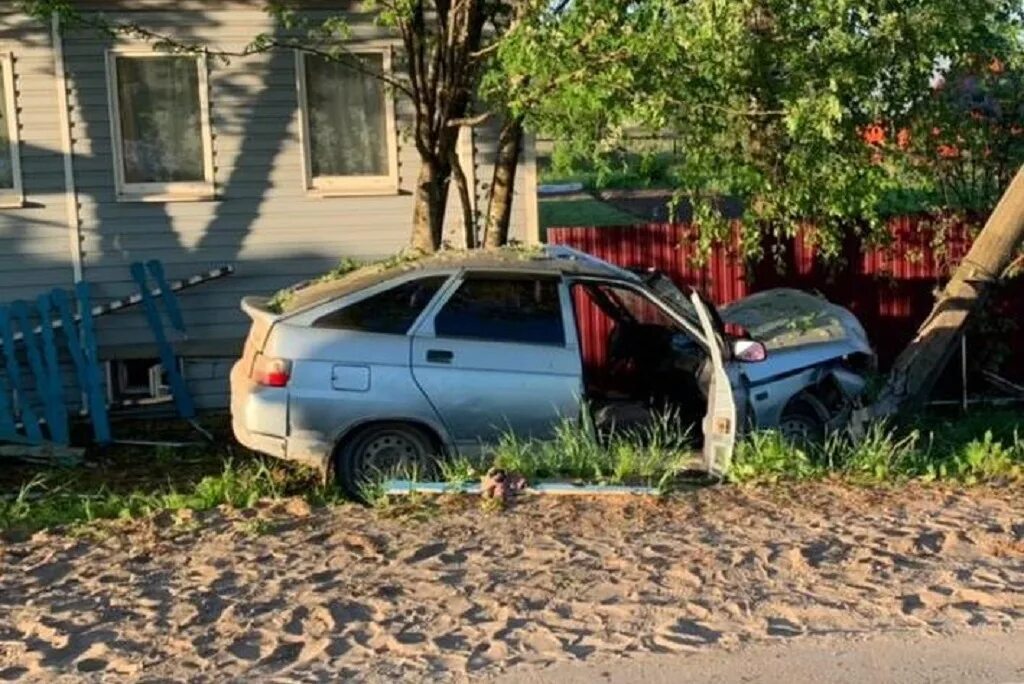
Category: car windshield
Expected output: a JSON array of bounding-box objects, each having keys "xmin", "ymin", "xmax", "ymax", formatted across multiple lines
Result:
[{"xmin": 641, "ymin": 271, "xmax": 704, "ymax": 331}]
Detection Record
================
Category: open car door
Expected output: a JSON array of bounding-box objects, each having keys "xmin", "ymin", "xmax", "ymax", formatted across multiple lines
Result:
[{"xmin": 690, "ymin": 292, "xmax": 737, "ymax": 477}]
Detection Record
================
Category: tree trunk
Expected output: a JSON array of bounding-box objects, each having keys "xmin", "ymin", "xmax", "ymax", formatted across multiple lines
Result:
[
  {"xmin": 871, "ymin": 165, "xmax": 1024, "ymax": 417},
  {"xmin": 410, "ymin": 157, "xmax": 452, "ymax": 253},
  {"xmin": 450, "ymin": 148, "xmax": 477, "ymax": 249},
  {"xmin": 482, "ymin": 116, "xmax": 524, "ymax": 248}
]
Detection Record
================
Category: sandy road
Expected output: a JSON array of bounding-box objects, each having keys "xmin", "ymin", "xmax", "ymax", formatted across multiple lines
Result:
[
  {"xmin": 502, "ymin": 628, "xmax": 1024, "ymax": 684},
  {"xmin": 1, "ymin": 483, "xmax": 1022, "ymax": 681}
]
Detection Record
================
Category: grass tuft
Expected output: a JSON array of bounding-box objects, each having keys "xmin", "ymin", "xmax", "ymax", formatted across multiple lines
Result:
[
  {"xmin": 729, "ymin": 410, "xmax": 1024, "ymax": 485},
  {"xmin": 0, "ymin": 454, "xmax": 325, "ymax": 534},
  {"xmin": 491, "ymin": 408, "xmax": 693, "ymax": 488},
  {"xmin": 730, "ymin": 431, "xmax": 821, "ymax": 483}
]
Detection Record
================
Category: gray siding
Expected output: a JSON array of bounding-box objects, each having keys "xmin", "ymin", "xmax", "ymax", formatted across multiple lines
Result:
[
  {"xmin": 63, "ymin": 6, "xmax": 419, "ymax": 353},
  {"xmin": 0, "ymin": 10, "xmax": 77, "ymax": 302},
  {"xmin": 1, "ymin": 1, "xmax": 538, "ymax": 412}
]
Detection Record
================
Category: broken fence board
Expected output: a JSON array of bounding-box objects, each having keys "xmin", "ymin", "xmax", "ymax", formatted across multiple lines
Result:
[
  {"xmin": 0, "ymin": 306, "xmax": 42, "ymax": 443},
  {"xmin": 383, "ymin": 480, "xmax": 659, "ymax": 496},
  {"xmin": 0, "ymin": 443, "xmax": 84, "ymax": 466},
  {"xmin": 146, "ymin": 260, "xmax": 187, "ymax": 333},
  {"xmin": 0, "ymin": 266, "xmax": 234, "ymax": 348},
  {"xmin": 75, "ymin": 282, "xmax": 111, "ymax": 445},
  {"xmin": 36, "ymin": 294, "xmax": 68, "ymax": 444},
  {"xmin": 384, "ymin": 480, "xmax": 482, "ymax": 495},
  {"xmin": 130, "ymin": 262, "xmax": 195, "ymax": 420},
  {"xmin": 12, "ymin": 301, "xmax": 62, "ymax": 444}
]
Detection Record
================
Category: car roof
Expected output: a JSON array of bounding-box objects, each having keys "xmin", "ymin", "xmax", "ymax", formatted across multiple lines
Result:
[{"xmin": 277, "ymin": 245, "xmax": 638, "ymax": 313}]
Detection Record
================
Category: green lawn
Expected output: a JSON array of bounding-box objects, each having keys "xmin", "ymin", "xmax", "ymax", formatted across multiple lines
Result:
[{"xmin": 539, "ymin": 196, "xmax": 640, "ymax": 231}]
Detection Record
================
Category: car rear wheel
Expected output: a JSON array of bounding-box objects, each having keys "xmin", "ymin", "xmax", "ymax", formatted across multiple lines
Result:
[{"xmin": 335, "ymin": 422, "xmax": 437, "ymax": 499}]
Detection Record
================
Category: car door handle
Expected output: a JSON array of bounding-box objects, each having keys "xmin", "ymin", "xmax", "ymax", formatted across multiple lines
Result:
[{"xmin": 426, "ymin": 349, "xmax": 454, "ymax": 364}]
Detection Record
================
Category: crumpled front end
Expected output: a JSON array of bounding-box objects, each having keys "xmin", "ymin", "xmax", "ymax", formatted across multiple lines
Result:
[
  {"xmin": 721, "ymin": 288, "xmax": 872, "ymax": 357},
  {"xmin": 721, "ymin": 289, "xmax": 875, "ymax": 430}
]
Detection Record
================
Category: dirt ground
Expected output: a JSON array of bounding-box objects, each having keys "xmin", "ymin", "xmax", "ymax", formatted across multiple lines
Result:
[{"xmin": 1, "ymin": 483, "xmax": 1023, "ymax": 682}]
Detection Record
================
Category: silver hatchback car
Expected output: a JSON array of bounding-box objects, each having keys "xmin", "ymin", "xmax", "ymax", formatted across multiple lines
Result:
[{"xmin": 231, "ymin": 246, "xmax": 873, "ymax": 493}]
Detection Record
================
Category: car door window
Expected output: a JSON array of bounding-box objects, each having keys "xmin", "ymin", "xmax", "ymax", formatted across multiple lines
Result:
[
  {"xmin": 434, "ymin": 275, "xmax": 565, "ymax": 345},
  {"xmin": 313, "ymin": 275, "xmax": 449, "ymax": 334}
]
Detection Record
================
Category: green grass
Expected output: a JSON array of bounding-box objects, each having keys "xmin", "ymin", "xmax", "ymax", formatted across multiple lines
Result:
[
  {"xmin": 539, "ymin": 143, "xmax": 682, "ymax": 192},
  {"xmin": 729, "ymin": 410, "xmax": 1024, "ymax": 485},
  {"xmin": 0, "ymin": 452, "xmax": 341, "ymax": 534},
  {"xmin": 3, "ymin": 408, "xmax": 1021, "ymax": 534},
  {"xmin": 489, "ymin": 410, "xmax": 694, "ymax": 490},
  {"xmin": 539, "ymin": 197, "xmax": 640, "ymax": 230}
]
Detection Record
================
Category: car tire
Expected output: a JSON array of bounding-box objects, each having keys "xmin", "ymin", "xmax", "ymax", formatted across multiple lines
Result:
[
  {"xmin": 778, "ymin": 400, "xmax": 826, "ymax": 444},
  {"xmin": 335, "ymin": 422, "xmax": 437, "ymax": 499}
]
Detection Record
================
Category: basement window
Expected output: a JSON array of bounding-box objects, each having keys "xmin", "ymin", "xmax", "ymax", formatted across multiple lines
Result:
[{"xmin": 106, "ymin": 358, "xmax": 180, "ymax": 405}]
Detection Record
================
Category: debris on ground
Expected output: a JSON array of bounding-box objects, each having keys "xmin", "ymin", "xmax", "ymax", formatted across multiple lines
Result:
[{"xmin": 481, "ymin": 468, "xmax": 527, "ymax": 501}]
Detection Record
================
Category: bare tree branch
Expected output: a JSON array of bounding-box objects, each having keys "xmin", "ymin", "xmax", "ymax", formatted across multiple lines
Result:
[{"xmin": 447, "ymin": 111, "xmax": 493, "ymax": 127}]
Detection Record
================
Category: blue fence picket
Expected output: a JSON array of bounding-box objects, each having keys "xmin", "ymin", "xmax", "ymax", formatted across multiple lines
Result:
[
  {"xmin": 0, "ymin": 333, "xmax": 18, "ymax": 441},
  {"xmin": 75, "ymin": 282, "xmax": 111, "ymax": 445},
  {"xmin": 146, "ymin": 260, "xmax": 186, "ymax": 333},
  {"xmin": 36, "ymin": 294, "xmax": 69, "ymax": 444},
  {"xmin": 52, "ymin": 289, "xmax": 88, "ymax": 396},
  {"xmin": 12, "ymin": 301, "xmax": 57, "ymax": 443},
  {"xmin": 0, "ymin": 306, "xmax": 42, "ymax": 443},
  {"xmin": 130, "ymin": 263, "xmax": 195, "ymax": 419}
]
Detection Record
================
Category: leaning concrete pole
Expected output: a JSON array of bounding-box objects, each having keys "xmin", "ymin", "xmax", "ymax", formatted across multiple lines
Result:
[{"xmin": 872, "ymin": 165, "xmax": 1024, "ymax": 417}]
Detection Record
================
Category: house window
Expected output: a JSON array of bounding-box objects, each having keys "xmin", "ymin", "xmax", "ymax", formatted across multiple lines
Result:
[
  {"xmin": 0, "ymin": 52, "xmax": 23, "ymax": 208},
  {"xmin": 298, "ymin": 50, "xmax": 399, "ymax": 195},
  {"xmin": 106, "ymin": 52, "xmax": 214, "ymax": 201}
]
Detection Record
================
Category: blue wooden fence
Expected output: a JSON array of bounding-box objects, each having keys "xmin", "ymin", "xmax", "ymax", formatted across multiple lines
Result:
[
  {"xmin": 0, "ymin": 262, "xmax": 233, "ymax": 451},
  {"xmin": 0, "ymin": 285, "xmax": 110, "ymax": 446}
]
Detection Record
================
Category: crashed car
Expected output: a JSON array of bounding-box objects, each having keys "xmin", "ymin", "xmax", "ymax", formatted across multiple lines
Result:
[{"xmin": 231, "ymin": 245, "xmax": 873, "ymax": 492}]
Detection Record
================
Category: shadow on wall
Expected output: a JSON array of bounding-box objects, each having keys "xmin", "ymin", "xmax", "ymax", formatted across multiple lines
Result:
[{"xmin": 53, "ymin": 18, "xmax": 345, "ymax": 352}]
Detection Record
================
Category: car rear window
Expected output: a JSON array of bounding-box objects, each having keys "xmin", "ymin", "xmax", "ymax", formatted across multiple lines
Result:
[
  {"xmin": 313, "ymin": 275, "xmax": 449, "ymax": 334},
  {"xmin": 433, "ymin": 275, "xmax": 564, "ymax": 346}
]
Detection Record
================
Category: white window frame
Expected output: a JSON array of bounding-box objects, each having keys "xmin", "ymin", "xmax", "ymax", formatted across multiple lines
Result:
[
  {"xmin": 105, "ymin": 49, "xmax": 215, "ymax": 202},
  {"xmin": 0, "ymin": 52, "xmax": 24, "ymax": 209},
  {"xmin": 296, "ymin": 47, "xmax": 400, "ymax": 197}
]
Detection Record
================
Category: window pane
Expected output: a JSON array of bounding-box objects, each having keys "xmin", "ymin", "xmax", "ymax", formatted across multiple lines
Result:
[
  {"xmin": 313, "ymin": 276, "xmax": 448, "ymax": 334},
  {"xmin": 305, "ymin": 54, "xmax": 389, "ymax": 177},
  {"xmin": 599, "ymin": 285, "xmax": 679, "ymax": 328},
  {"xmin": 0, "ymin": 68, "xmax": 12, "ymax": 190},
  {"xmin": 435, "ymin": 277, "xmax": 565, "ymax": 346},
  {"xmin": 115, "ymin": 56, "xmax": 204, "ymax": 184}
]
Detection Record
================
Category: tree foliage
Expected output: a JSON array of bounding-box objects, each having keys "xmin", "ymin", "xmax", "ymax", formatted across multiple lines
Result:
[{"xmin": 502, "ymin": 0, "xmax": 1024, "ymax": 258}]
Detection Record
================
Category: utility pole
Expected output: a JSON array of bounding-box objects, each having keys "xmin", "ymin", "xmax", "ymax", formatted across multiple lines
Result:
[{"xmin": 870, "ymin": 165, "xmax": 1024, "ymax": 418}]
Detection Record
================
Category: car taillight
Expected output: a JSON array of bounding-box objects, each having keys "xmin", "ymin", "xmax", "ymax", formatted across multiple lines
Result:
[{"xmin": 252, "ymin": 355, "xmax": 292, "ymax": 387}]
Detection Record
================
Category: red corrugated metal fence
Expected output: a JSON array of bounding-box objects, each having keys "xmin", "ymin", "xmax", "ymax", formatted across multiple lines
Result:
[{"xmin": 548, "ymin": 217, "xmax": 1024, "ymax": 390}]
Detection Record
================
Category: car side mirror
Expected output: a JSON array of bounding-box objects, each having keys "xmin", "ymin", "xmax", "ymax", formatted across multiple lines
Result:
[{"xmin": 732, "ymin": 339, "xmax": 767, "ymax": 363}]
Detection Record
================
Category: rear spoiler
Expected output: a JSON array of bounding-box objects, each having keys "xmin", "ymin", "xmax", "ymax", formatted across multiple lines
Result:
[
  {"xmin": 241, "ymin": 296, "xmax": 280, "ymax": 324},
  {"xmin": 240, "ymin": 296, "xmax": 281, "ymax": 361}
]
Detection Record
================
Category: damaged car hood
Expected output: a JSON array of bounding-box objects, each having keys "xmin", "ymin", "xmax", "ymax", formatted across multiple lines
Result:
[{"xmin": 720, "ymin": 289, "xmax": 872, "ymax": 378}]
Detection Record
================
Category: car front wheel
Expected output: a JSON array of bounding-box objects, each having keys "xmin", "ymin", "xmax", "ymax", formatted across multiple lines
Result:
[{"xmin": 778, "ymin": 400, "xmax": 826, "ymax": 444}]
